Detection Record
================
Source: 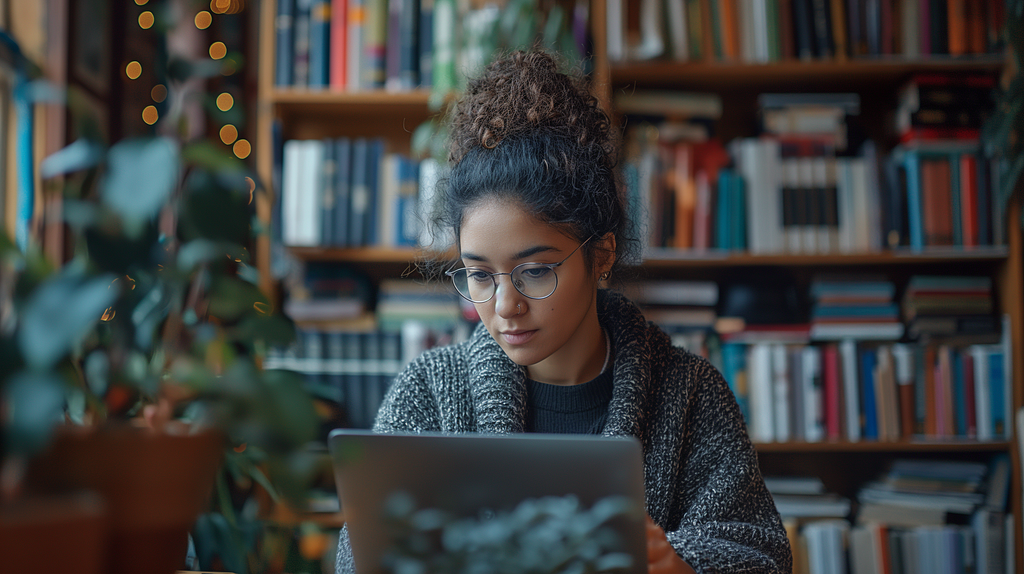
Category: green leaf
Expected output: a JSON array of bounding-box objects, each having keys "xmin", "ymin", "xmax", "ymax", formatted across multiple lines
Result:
[
  {"xmin": 178, "ymin": 170, "xmax": 252, "ymax": 243},
  {"xmin": 40, "ymin": 139, "xmax": 106, "ymax": 179},
  {"xmin": 3, "ymin": 371, "xmax": 66, "ymax": 456},
  {"xmin": 131, "ymin": 283, "xmax": 172, "ymax": 351},
  {"xmin": 18, "ymin": 269, "xmax": 118, "ymax": 369},
  {"xmin": 208, "ymin": 274, "xmax": 269, "ymax": 322},
  {"xmin": 232, "ymin": 313, "xmax": 296, "ymax": 348},
  {"xmin": 182, "ymin": 140, "xmax": 247, "ymax": 173},
  {"xmin": 101, "ymin": 137, "xmax": 180, "ymax": 224}
]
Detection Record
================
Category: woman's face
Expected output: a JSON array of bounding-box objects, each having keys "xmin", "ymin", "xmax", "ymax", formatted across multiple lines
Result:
[{"xmin": 458, "ymin": 197, "xmax": 606, "ymax": 383}]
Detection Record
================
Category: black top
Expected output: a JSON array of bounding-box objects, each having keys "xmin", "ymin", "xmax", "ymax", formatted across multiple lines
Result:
[{"xmin": 524, "ymin": 359, "xmax": 614, "ymax": 434}]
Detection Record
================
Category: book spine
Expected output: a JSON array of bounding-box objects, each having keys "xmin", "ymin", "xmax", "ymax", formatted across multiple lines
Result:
[
  {"xmin": 309, "ymin": 0, "xmax": 332, "ymax": 87},
  {"xmin": 330, "ymin": 0, "xmax": 348, "ymax": 89},
  {"xmin": 333, "ymin": 137, "xmax": 352, "ymax": 247},
  {"xmin": 860, "ymin": 345, "xmax": 879, "ymax": 440},
  {"xmin": 276, "ymin": 0, "xmax": 296, "ymax": 86},
  {"xmin": 363, "ymin": 0, "xmax": 388, "ymax": 88},
  {"xmin": 293, "ymin": 0, "xmax": 313, "ymax": 86},
  {"xmin": 319, "ymin": 138, "xmax": 337, "ymax": 246}
]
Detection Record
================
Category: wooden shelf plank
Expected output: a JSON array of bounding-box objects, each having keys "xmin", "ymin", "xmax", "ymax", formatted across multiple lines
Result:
[
  {"xmin": 286, "ymin": 245, "xmax": 1008, "ymax": 266},
  {"xmin": 755, "ymin": 440, "xmax": 1011, "ymax": 453},
  {"xmin": 610, "ymin": 57, "xmax": 1005, "ymax": 90}
]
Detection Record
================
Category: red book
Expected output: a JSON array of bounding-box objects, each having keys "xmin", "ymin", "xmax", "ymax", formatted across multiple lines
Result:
[
  {"xmin": 963, "ymin": 351, "xmax": 977, "ymax": 438},
  {"xmin": 921, "ymin": 158, "xmax": 953, "ymax": 246},
  {"xmin": 924, "ymin": 345, "xmax": 937, "ymax": 437},
  {"xmin": 329, "ymin": 0, "xmax": 348, "ymax": 89},
  {"xmin": 947, "ymin": 0, "xmax": 968, "ymax": 55},
  {"xmin": 823, "ymin": 344, "xmax": 841, "ymax": 441},
  {"xmin": 778, "ymin": 0, "xmax": 797, "ymax": 60},
  {"xmin": 966, "ymin": 0, "xmax": 986, "ymax": 54},
  {"xmin": 898, "ymin": 126, "xmax": 982, "ymax": 143},
  {"xmin": 960, "ymin": 153, "xmax": 979, "ymax": 247}
]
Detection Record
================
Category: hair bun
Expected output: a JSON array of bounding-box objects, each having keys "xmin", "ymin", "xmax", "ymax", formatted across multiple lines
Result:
[{"xmin": 448, "ymin": 50, "xmax": 614, "ymax": 166}]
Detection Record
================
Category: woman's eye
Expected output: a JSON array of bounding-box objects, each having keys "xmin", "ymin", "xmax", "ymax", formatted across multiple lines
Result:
[
  {"xmin": 467, "ymin": 270, "xmax": 491, "ymax": 283},
  {"xmin": 519, "ymin": 266, "xmax": 551, "ymax": 280}
]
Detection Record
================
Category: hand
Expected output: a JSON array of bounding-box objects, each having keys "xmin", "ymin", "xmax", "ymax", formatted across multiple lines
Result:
[{"xmin": 645, "ymin": 515, "xmax": 696, "ymax": 574}]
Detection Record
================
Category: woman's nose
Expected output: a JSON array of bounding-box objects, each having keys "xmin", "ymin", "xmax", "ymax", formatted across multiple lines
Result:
[{"xmin": 493, "ymin": 276, "xmax": 524, "ymax": 318}]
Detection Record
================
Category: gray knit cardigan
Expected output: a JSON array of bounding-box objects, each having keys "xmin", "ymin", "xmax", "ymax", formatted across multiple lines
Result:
[{"xmin": 335, "ymin": 289, "xmax": 792, "ymax": 574}]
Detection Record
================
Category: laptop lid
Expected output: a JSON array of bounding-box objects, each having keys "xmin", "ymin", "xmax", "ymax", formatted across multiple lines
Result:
[{"xmin": 328, "ymin": 429, "xmax": 648, "ymax": 574}]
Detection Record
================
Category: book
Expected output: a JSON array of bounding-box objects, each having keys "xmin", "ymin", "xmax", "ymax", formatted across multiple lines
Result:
[
  {"xmin": 275, "ymin": 0, "xmax": 296, "ymax": 86},
  {"xmin": 309, "ymin": 0, "xmax": 331, "ymax": 87},
  {"xmin": 329, "ymin": 0, "xmax": 348, "ymax": 89}
]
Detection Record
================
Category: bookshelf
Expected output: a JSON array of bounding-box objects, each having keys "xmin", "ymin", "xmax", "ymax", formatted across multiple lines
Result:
[{"xmin": 253, "ymin": 0, "xmax": 1024, "ymax": 569}]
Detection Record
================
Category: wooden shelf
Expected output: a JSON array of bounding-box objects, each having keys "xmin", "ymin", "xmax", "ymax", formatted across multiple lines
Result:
[
  {"xmin": 288, "ymin": 246, "xmax": 452, "ymax": 263},
  {"xmin": 609, "ymin": 56, "xmax": 1005, "ymax": 91},
  {"xmin": 271, "ymin": 89, "xmax": 439, "ymax": 143},
  {"xmin": 755, "ymin": 440, "xmax": 1012, "ymax": 454}
]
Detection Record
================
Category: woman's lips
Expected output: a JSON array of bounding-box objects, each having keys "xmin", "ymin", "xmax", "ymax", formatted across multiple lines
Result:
[{"xmin": 501, "ymin": 330, "xmax": 536, "ymax": 345}]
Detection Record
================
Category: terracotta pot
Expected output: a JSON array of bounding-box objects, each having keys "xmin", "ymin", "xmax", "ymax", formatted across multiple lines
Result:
[
  {"xmin": 25, "ymin": 426, "xmax": 224, "ymax": 574},
  {"xmin": 0, "ymin": 491, "xmax": 107, "ymax": 574}
]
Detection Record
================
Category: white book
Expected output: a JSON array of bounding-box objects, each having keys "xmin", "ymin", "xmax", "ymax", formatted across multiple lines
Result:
[
  {"xmin": 282, "ymin": 139, "xmax": 303, "ymax": 246},
  {"xmin": 848, "ymin": 526, "xmax": 876, "ymax": 574},
  {"xmin": 632, "ymin": 0, "xmax": 664, "ymax": 59},
  {"xmin": 900, "ymin": 0, "xmax": 920, "ymax": 59},
  {"xmin": 802, "ymin": 345, "xmax": 824, "ymax": 442},
  {"xmin": 751, "ymin": 0, "xmax": 770, "ymax": 63},
  {"xmin": 377, "ymin": 153, "xmax": 400, "ymax": 247},
  {"xmin": 741, "ymin": 138, "xmax": 782, "ymax": 254},
  {"xmin": 738, "ymin": 0, "xmax": 754, "ymax": 62},
  {"xmin": 606, "ymin": 0, "xmax": 625, "ymax": 61},
  {"xmin": 971, "ymin": 345, "xmax": 993, "ymax": 441},
  {"xmin": 347, "ymin": 0, "xmax": 365, "ymax": 90},
  {"xmin": 835, "ymin": 158, "xmax": 855, "ymax": 253},
  {"xmin": 299, "ymin": 139, "xmax": 325, "ymax": 246},
  {"xmin": 664, "ymin": 0, "xmax": 689, "ymax": 60},
  {"xmin": 840, "ymin": 339, "xmax": 861, "ymax": 442},
  {"xmin": 748, "ymin": 342, "xmax": 776, "ymax": 443},
  {"xmin": 849, "ymin": 158, "xmax": 870, "ymax": 252},
  {"xmin": 771, "ymin": 343, "xmax": 790, "ymax": 442}
]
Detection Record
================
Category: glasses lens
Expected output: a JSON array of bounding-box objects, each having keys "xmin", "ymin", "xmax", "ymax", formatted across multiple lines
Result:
[
  {"xmin": 450, "ymin": 269, "xmax": 494, "ymax": 302},
  {"xmin": 512, "ymin": 264, "xmax": 558, "ymax": 299}
]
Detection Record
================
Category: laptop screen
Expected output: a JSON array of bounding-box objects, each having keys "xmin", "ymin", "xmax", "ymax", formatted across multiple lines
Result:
[{"xmin": 328, "ymin": 429, "xmax": 649, "ymax": 574}]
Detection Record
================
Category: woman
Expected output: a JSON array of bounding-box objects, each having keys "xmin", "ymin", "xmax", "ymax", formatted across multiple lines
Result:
[{"xmin": 336, "ymin": 50, "xmax": 791, "ymax": 574}]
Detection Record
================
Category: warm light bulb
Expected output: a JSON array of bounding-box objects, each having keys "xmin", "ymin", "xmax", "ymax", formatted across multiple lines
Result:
[
  {"xmin": 216, "ymin": 92, "xmax": 234, "ymax": 111},
  {"xmin": 151, "ymin": 84, "xmax": 167, "ymax": 103},
  {"xmin": 142, "ymin": 105, "xmax": 159, "ymax": 125},
  {"xmin": 211, "ymin": 0, "xmax": 230, "ymax": 14},
  {"xmin": 195, "ymin": 11, "xmax": 212, "ymax": 29},
  {"xmin": 135, "ymin": 0, "xmax": 149, "ymax": 5},
  {"xmin": 233, "ymin": 139, "xmax": 251, "ymax": 159},
  {"xmin": 126, "ymin": 61, "xmax": 143, "ymax": 80},
  {"xmin": 209, "ymin": 41, "xmax": 227, "ymax": 60},
  {"xmin": 220, "ymin": 124, "xmax": 238, "ymax": 145},
  {"xmin": 138, "ymin": 11, "xmax": 154, "ymax": 29}
]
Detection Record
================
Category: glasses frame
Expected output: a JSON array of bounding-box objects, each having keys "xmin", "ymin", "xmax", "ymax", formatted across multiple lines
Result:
[{"xmin": 445, "ymin": 235, "xmax": 596, "ymax": 304}]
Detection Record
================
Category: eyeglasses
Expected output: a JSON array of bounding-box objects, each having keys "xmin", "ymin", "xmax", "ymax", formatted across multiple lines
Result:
[{"xmin": 446, "ymin": 236, "xmax": 595, "ymax": 304}]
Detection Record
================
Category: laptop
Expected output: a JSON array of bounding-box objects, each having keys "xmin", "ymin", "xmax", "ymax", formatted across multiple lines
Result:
[{"xmin": 328, "ymin": 429, "xmax": 648, "ymax": 574}]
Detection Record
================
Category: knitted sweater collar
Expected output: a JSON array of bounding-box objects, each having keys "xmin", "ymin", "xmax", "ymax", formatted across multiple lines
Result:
[{"xmin": 465, "ymin": 289, "xmax": 657, "ymax": 440}]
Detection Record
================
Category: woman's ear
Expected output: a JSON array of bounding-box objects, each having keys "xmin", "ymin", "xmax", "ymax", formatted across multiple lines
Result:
[{"xmin": 596, "ymin": 233, "xmax": 616, "ymax": 279}]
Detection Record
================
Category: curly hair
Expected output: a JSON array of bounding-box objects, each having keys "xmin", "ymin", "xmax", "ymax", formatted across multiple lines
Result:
[{"xmin": 423, "ymin": 50, "xmax": 640, "ymax": 280}]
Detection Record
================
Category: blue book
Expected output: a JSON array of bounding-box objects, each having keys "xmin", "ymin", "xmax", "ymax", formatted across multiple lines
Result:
[
  {"xmin": 399, "ymin": 0, "xmax": 420, "ymax": 89},
  {"xmin": 364, "ymin": 138, "xmax": 385, "ymax": 245},
  {"xmin": 396, "ymin": 156, "xmax": 420, "ymax": 246},
  {"xmin": 293, "ymin": 0, "xmax": 313, "ymax": 86},
  {"xmin": 721, "ymin": 342, "xmax": 749, "ymax": 424},
  {"xmin": 319, "ymin": 138, "xmax": 336, "ymax": 246},
  {"xmin": 811, "ymin": 303, "xmax": 899, "ymax": 318},
  {"xmin": 860, "ymin": 348, "xmax": 879, "ymax": 440},
  {"xmin": 716, "ymin": 169, "xmax": 732, "ymax": 250},
  {"xmin": 348, "ymin": 138, "xmax": 369, "ymax": 246},
  {"xmin": 333, "ymin": 137, "xmax": 352, "ymax": 247},
  {"xmin": 419, "ymin": 0, "xmax": 434, "ymax": 87},
  {"xmin": 903, "ymin": 149, "xmax": 925, "ymax": 250},
  {"xmin": 308, "ymin": 0, "xmax": 331, "ymax": 87},
  {"xmin": 275, "ymin": 0, "xmax": 296, "ymax": 86},
  {"xmin": 989, "ymin": 350, "xmax": 1006, "ymax": 437}
]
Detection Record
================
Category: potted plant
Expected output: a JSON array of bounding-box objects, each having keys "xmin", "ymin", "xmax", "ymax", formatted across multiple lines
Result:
[{"xmin": 0, "ymin": 6, "xmax": 320, "ymax": 574}]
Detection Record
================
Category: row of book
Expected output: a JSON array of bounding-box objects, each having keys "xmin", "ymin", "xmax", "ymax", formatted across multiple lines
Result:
[
  {"xmin": 266, "ymin": 321, "xmax": 469, "ymax": 428},
  {"xmin": 727, "ymin": 330, "xmax": 1012, "ymax": 444},
  {"xmin": 279, "ymin": 137, "xmax": 443, "ymax": 249},
  {"xmin": 608, "ymin": 0, "xmax": 1007, "ymax": 64},
  {"xmin": 624, "ymin": 127, "xmax": 1007, "ymax": 255},
  {"xmin": 275, "ymin": 0, "xmax": 440, "ymax": 91},
  {"xmin": 273, "ymin": 0, "xmax": 588, "ymax": 92},
  {"xmin": 775, "ymin": 456, "xmax": 1012, "ymax": 574}
]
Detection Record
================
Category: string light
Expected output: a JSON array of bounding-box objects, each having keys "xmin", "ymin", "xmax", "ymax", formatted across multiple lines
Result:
[
  {"xmin": 195, "ymin": 11, "xmax": 213, "ymax": 29},
  {"xmin": 126, "ymin": 61, "xmax": 142, "ymax": 80},
  {"xmin": 211, "ymin": 0, "xmax": 230, "ymax": 14},
  {"xmin": 101, "ymin": 307, "xmax": 116, "ymax": 321},
  {"xmin": 232, "ymin": 139, "xmax": 251, "ymax": 159},
  {"xmin": 151, "ymin": 84, "xmax": 167, "ymax": 103},
  {"xmin": 216, "ymin": 92, "xmax": 234, "ymax": 111},
  {"xmin": 134, "ymin": 0, "xmax": 149, "ymax": 5},
  {"xmin": 142, "ymin": 105, "xmax": 159, "ymax": 125},
  {"xmin": 220, "ymin": 124, "xmax": 238, "ymax": 145},
  {"xmin": 139, "ymin": 11, "xmax": 154, "ymax": 29},
  {"xmin": 209, "ymin": 41, "xmax": 227, "ymax": 60}
]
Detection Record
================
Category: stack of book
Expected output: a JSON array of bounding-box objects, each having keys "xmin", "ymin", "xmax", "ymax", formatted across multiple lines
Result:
[
  {"xmin": 282, "ymin": 262, "xmax": 373, "ymax": 326},
  {"xmin": 848, "ymin": 456, "xmax": 1011, "ymax": 574},
  {"xmin": 902, "ymin": 275, "xmax": 998, "ymax": 340},
  {"xmin": 625, "ymin": 279, "xmax": 719, "ymax": 335},
  {"xmin": 765, "ymin": 475, "xmax": 851, "ymax": 521},
  {"xmin": 808, "ymin": 275, "xmax": 903, "ymax": 341},
  {"xmin": 618, "ymin": 91, "xmax": 728, "ymax": 252},
  {"xmin": 375, "ymin": 278, "xmax": 464, "ymax": 333},
  {"xmin": 606, "ymin": 0, "xmax": 1006, "ymax": 64}
]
